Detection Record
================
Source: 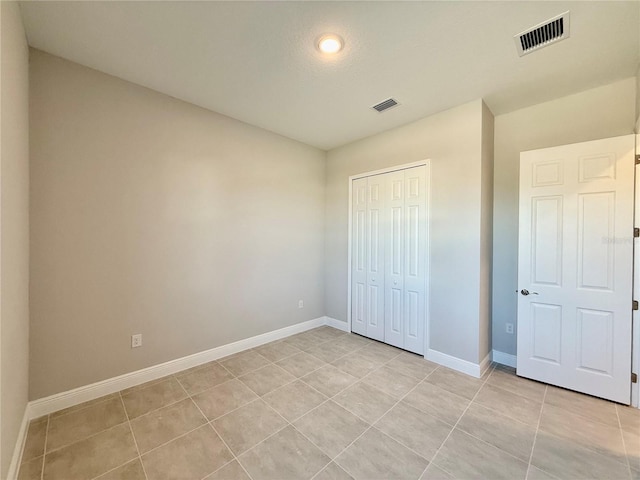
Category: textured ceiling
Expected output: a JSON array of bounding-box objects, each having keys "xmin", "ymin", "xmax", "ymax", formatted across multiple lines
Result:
[{"xmin": 19, "ymin": 1, "xmax": 640, "ymax": 150}]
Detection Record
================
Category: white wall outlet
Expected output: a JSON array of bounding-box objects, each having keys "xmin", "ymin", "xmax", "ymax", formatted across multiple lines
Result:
[
  {"xmin": 298, "ymin": 300, "xmax": 304, "ymax": 309},
  {"xmin": 506, "ymin": 323, "xmax": 514, "ymax": 334},
  {"xmin": 131, "ymin": 334, "xmax": 142, "ymax": 348}
]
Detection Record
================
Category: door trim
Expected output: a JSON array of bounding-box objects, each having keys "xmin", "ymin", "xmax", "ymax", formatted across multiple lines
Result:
[
  {"xmin": 347, "ymin": 160, "xmax": 431, "ymax": 356},
  {"xmin": 633, "ymin": 133, "xmax": 640, "ymax": 409}
]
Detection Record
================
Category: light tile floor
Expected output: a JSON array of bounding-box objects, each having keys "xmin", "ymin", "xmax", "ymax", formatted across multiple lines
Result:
[{"xmin": 17, "ymin": 326, "xmax": 640, "ymax": 480}]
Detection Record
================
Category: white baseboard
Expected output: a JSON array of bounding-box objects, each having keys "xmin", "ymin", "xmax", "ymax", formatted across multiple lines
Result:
[
  {"xmin": 492, "ymin": 350, "xmax": 517, "ymax": 368},
  {"xmin": 6, "ymin": 404, "xmax": 31, "ymax": 480},
  {"xmin": 28, "ymin": 316, "xmax": 325, "ymax": 419},
  {"xmin": 325, "ymin": 316, "xmax": 349, "ymax": 332},
  {"xmin": 479, "ymin": 352, "xmax": 492, "ymax": 377},
  {"xmin": 426, "ymin": 348, "xmax": 485, "ymax": 378}
]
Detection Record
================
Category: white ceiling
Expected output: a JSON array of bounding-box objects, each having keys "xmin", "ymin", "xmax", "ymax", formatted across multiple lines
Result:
[{"xmin": 19, "ymin": 1, "xmax": 640, "ymax": 150}]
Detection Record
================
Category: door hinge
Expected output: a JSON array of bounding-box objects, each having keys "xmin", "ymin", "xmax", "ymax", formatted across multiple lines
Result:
[
  {"xmin": 632, "ymin": 373, "xmax": 638, "ymax": 384},
  {"xmin": 635, "ymin": 228, "xmax": 640, "ymax": 238},
  {"xmin": 633, "ymin": 300, "xmax": 638, "ymax": 311},
  {"xmin": 636, "ymin": 154, "xmax": 640, "ymax": 165}
]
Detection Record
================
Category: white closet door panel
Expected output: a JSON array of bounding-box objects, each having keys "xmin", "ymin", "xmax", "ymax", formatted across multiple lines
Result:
[
  {"xmin": 351, "ymin": 177, "xmax": 368, "ymax": 336},
  {"xmin": 366, "ymin": 175, "xmax": 385, "ymax": 341},
  {"xmin": 384, "ymin": 170, "xmax": 405, "ymax": 349},
  {"xmin": 403, "ymin": 166, "xmax": 427, "ymax": 355}
]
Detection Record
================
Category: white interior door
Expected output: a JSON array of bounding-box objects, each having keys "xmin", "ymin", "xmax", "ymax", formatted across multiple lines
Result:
[
  {"xmin": 351, "ymin": 175, "xmax": 385, "ymax": 341},
  {"xmin": 351, "ymin": 177, "xmax": 368, "ymax": 337},
  {"xmin": 351, "ymin": 164, "xmax": 428, "ymax": 355},
  {"xmin": 366, "ymin": 174, "xmax": 386, "ymax": 341},
  {"xmin": 517, "ymin": 135, "xmax": 635, "ymax": 404},
  {"xmin": 384, "ymin": 170, "xmax": 405, "ymax": 349},
  {"xmin": 403, "ymin": 166, "xmax": 427, "ymax": 355}
]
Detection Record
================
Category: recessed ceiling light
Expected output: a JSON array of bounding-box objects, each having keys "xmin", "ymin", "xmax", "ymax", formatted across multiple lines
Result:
[{"xmin": 317, "ymin": 34, "xmax": 344, "ymax": 54}]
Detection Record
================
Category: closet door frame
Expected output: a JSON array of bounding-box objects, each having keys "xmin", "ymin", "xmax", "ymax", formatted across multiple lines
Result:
[{"xmin": 347, "ymin": 160, "xmax": 431, "ymax": 356}]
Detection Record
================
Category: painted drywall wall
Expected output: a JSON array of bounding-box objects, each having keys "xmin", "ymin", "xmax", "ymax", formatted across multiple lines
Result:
[
  {"xmin": 492, "ymin": 78, "xmax": 637, "ymax": 356},
  {"xmin": 325, "ymin": 99, "xmax": 490, "ymax": 365},
  {"xmin": 479, "ymin": 102, "xmax": 494, "ymax": 362},
  {"xmin": 636, "ymin": 66, "xmax": 640, "ymax": 132},
  {"xmin": 29, "ymin": 50, "xmax": 326, "ymax": 399},
  {"xmin": 0, "ymin": 2, "xmax": 30, "ymax": 477}
]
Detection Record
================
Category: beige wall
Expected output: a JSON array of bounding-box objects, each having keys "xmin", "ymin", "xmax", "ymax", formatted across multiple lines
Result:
[
  {"xmin": 29, "ymin": 50, "xmax": 326, "ymax": 399},
  {"xmin": 492, "ymin": 78, "xmax": 637, "ymax": 356},
  {"xmin": 325, "ymin": 99, "xmax": 491, "ymax": 365},
  {"xmin": 0, "ymin": 2, "xmax": 30, "ymax": 477},
  {"xmin": 636, "ymin": 66, "xmax": 640, "ymax": 132},
  {"xmin": 479, "ymin": 102, "xmax": 494, "ymax": 362}
]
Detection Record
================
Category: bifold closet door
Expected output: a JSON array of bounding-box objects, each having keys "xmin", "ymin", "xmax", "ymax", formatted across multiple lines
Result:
[
  {"xmin": 351, "ymin": 175, "xmax": 385, "ymax": 341},
  {"xmin": 383, "ymin": 166, "xmax": 427, "ymax": 354},
  {"xmin": 351, "ymin": 165, "xmax": 427, "ymax": 354}
]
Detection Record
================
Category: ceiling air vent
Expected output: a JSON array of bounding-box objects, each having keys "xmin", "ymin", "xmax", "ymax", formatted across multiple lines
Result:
[
  {"xmin": 514, "ymin": 11, "xmax": 570, "ymax": 57},
  {"xmin": 372, "ymin": 98, "xmax": 399, "ymax": 113}
]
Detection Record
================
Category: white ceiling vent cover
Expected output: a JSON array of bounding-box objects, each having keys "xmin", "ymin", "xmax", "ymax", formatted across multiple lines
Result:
[
  {"xmin": 514, "ymin": 11, "xmax": 570, "ymax": 57},
  {"xmin": 372, "ymin": 98, "xmax": 399, "ymax": 113}
]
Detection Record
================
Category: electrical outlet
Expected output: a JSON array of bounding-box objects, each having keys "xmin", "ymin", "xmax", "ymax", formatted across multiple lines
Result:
[
  {"xmin": 506, "ymin": 323, "xmax": 514, "ymax": 334},
  {"xmin": 298, "ymin": 300, "xmax": 304, "ymax": 309},
  {"xmin": 131, "ymin": 334, "xmax": 142, "ymax": 348}
]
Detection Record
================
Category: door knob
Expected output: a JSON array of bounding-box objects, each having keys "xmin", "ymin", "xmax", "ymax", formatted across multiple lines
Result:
[
  {"xmin": 393, "ymin": 280, "xmax": 398, "ymax": 285},
  {"xmin": 520, "ymin": 289, "xmax": 539, "ymax": 296}
]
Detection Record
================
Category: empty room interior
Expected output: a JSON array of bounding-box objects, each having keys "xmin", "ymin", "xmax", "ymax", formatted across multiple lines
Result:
[{"xmin": 2, "ymin": 1, "xmax": 640, "ymax": 479}]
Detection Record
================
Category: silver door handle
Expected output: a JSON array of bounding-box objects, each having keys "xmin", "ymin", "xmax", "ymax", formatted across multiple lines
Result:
[{"xmin": 520, "ymin": 289, "xmax": 539, "ymax": 296}]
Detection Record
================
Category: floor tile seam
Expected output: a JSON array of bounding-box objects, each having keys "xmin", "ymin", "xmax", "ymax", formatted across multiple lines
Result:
[
  {"xmin": 203, "ymin": 396, "xmax": 263, "ymax": 423},
  {"xmin": 534, "ymin": 411, "xmax": 633, "ymax": 469},
  {"xmin": 214, "ymin": 359, "xmax": 239, "ymax": 379},
  {"xmin": 380, "ymin": 362, "xmax": 434, "ymax": 383},
  {"xmin": 278, "ymin": 360, "xmax": 326, "ymax": 378},
  {"xmin": 306, "ymin": 349, "xmax": 352, "ymax": 364},
  {"xmin": 469, "ymin": 398, "xmax": 541, "ymax": 430},
  {"xmin": 309, "ymin": 462, "xmax": 337, "ymax": 480},
  {"xmin": 89, "ymin": 458, "xmax": 139, "ymax": 480},
  {"xmin": 196, "ymin": 395, "xmax": 256, "ymax": 480},
  {"xmin": 614, "ymin": 399, "xmax": 634, "ymax": 479},
  {"xmin": 232, "ymin": 421, "xmax": 291, "ymax": 463},
  {"xmin": 180, "ymin": 374, "xmax": 240, "ymax": 399},
  {"xmin": 118, "ymin": 391, "xmax": 150, "ymax": 480},
  {"xmin": 43, "ymin": 416, "xmax": 131, "ymax": 456},
  {"xmin": 38, "ymin": 414, "xmax": 50, "ymax": 480},
  {"xmin": 529, "ymin": 428, "xmax": 633, "ymax": 475},
  {"xmin": 236, "ymin": 367, "xmax": 316, "ymax": 401},
  {"xmin": 295, "ymin": 368, "xmax": 359, "ymax": 400},
  {"xmin": 235, "ymin": 362, "xmax": 297, "ymax": 387},
  {"xmin": 125, "ymin": 394, "xmax": 195, "ymax": 424},
  {"xmin": 367, "ymin": 423, "xmax": 433, "ymax": 463},
  {"xmin": 426, "ymin": 363, "xmax": 497, "ymax": 477},
  {"xmin": 477, "ymin": 381, "xmax": 544, "ymax": 410},
  {"xmin": 122, "ymin": 374, "xmax": 182, "ymax": 395},
  {"xmin": 484, "ymin": 380, "xmax": 547, "ymax": 405},
  {"xmin": 133, "ymin": 382, "xmax": 213, "ymax": 460},
  {"xmin": 330, "ymin": 361, "xmax": 445, "ymax": 479},
  {"xmin": 256, "ymin": 347, "xmax": 305, "ymax": 364},
  {"xmin": 48, "ymin": 395, "xmax": 119, "ymax": 421},
  {"xmin": 543, "ymin": 395, "xmax": 620, "ymax": 429},
  {"xmin": 448, "ymin": 418, "xmax": 535, "ymax": 466},
  {"xmin": 286, "ymin": 421, "xmax": 343, "ymax": 473}
]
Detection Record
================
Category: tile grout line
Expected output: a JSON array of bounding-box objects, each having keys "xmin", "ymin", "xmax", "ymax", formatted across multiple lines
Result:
[
  {"xmin": 325, "ymin": 362, "xmax": 445, "ymax": 478},
  {"xmin": 210, "ymin": 339, "xmax": 407, "ymax": 478},
  {"xmin": 175, "ymin": 368, "xmax": 257, "ymax": 480},
  {"xmin": 524, "ymin": 384, "xmax": 548, "ymax": 480},
  {"xmin": 417, "ymin": 363, "xmax": 497, "ymax": 479},
  {"xmin": 615, "ymin": 404, "xmax": 634, "ymax": 480},
  {"xmin": 118, "ymin": 391, "xmax": 150, "ymax": 480},
  {"xmin": 40, "ymin": 415, "xmax": 50, "ymax": 480}
]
